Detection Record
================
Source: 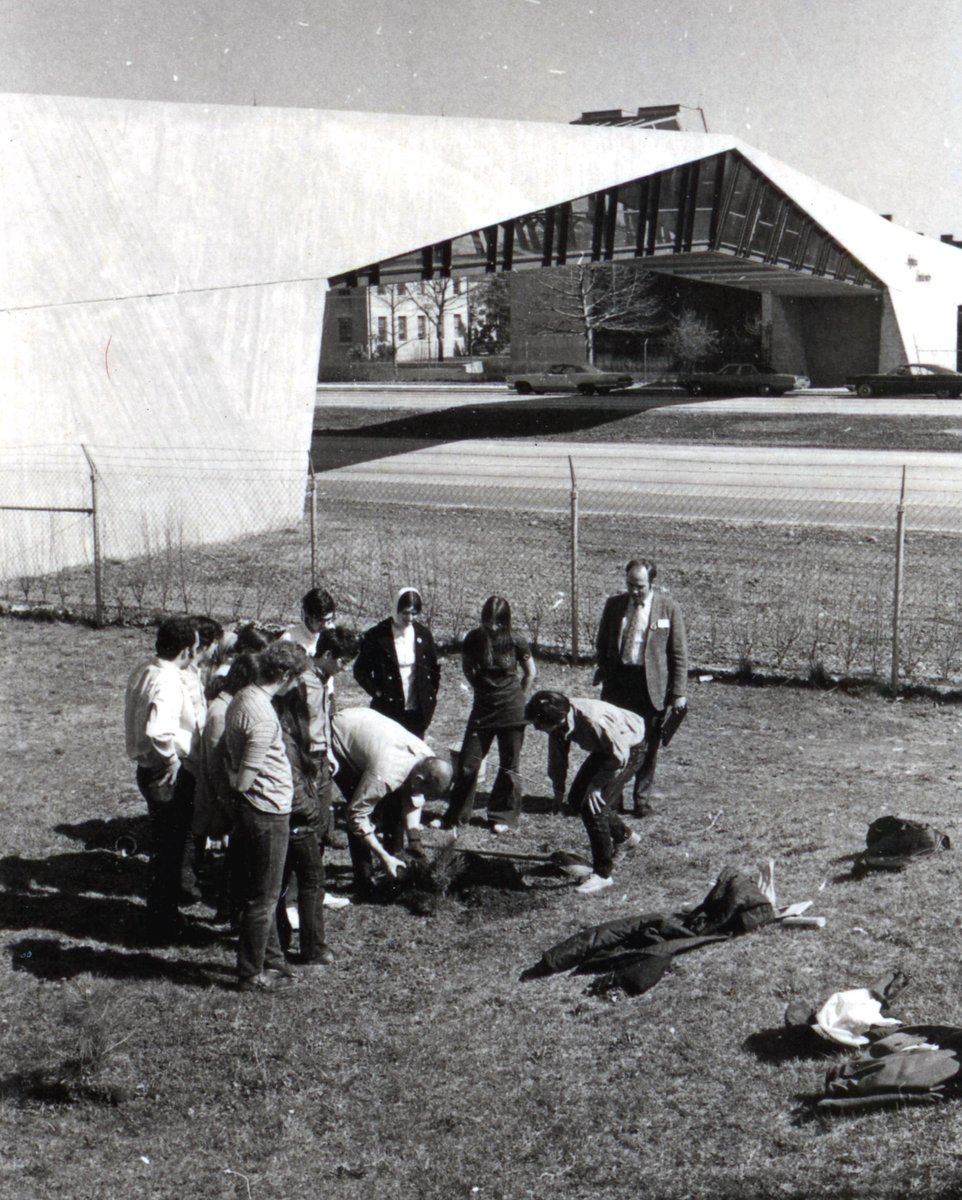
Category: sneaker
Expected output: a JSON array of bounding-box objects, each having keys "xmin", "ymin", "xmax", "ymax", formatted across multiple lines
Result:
[
  {"xmin": 428, "ymin": 818, "xmax": 449, "ymax": 831},
  {"xmin": 285, "ymin": 904, "xmax": 301, "ymax": 929},
  {"xmin": 322, "ymin": 893, "xmax": 352, "ymax": 910},
  {"xmin": 238, "ymin": 971, "xmax": 296, "ymax": 994},
  {"xmin": 491, "ymin": 823, "xmax": 512, "ymax": 836},
  {"xmin": 575, "ymin": 873, "xmax": 614, "ymax": 896},
  {"xmin": 621, "ymin": 832, "xmax": 642, "ymax": 852}
]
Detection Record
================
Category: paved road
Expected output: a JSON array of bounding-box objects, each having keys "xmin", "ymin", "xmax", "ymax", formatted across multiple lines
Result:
[
  {"xmin": 314, "ymin": 438, "xmax": 962, "ymax": 531},
  {"xmin": 317, "ymin": 383, "xmax": 962, "ymax": 418}
]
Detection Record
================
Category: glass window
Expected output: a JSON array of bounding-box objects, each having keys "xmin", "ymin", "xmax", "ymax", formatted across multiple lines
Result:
[
  {"xmin": 747, "ymin": 187, "xmax": 780, "ymax": 261},
  {"xmin": 717, "ymin": 160, "xmax": 752, "ymax": 252},
  {"xmin": 377, "ymin": 316, "xmax": 387, "ymax": 342},
  {"xmin": 653, "ymin": 167, "xmax": 682, "ymax": 254},
  {"xmin": 417, "ymin": 315, "xmax": 427, "ymax": 340},
  {"xmin": 398, "ymin": 315, "xmax": 407, "ymax": 341},
  {"xmin": 337, "ymin": 318, "xmax": 353, "ymax": 344}
]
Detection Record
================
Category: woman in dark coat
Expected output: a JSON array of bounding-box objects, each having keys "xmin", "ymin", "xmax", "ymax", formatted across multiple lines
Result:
[
  {"xmin": 437, "ymin": 595, "xmax": 536, "ymax": 834},
  {"xmin": 353, "ymin": 587, "xmax": 441, "ymax": 739}
]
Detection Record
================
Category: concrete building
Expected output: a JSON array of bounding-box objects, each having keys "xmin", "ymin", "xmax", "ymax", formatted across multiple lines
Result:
[{"xmin": 5, "ymin": 92, "xmax": 962, "ymax": 578}]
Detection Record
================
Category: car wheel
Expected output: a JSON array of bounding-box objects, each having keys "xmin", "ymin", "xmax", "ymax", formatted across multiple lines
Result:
[
  {"xmin": 578, "ymin": 384, "xmax": 596, "ymax": 397},
  {"xmin": 935, "ymin": 388, "xmax": 952, "ymax": 399},
  {"xmin": 771, "ymin": 389, "xmax": 787, "ymax": 397},
  {"xmin": 687, "ymin": 384, "xmax": 704, "ymax": 397},
  {"xmin": 514, "ymin": 382, "xmax": 532, "ymax": 395},
  {"xmin": 596, "ymin": 388, "xmax": 611, "ymax": 395},
  {"xmin": 856, "ymin": 383, "xmax": 874, "ymax": 398}
]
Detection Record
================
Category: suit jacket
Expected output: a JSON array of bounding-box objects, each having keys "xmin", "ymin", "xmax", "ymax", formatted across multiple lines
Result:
[
  {"xmin": 594, "ymin": 587, "xmax": 688, "ymax": 710},
  {"xmin": 353, "ymin": 618, "xmax": 441, "ymax": 725}
]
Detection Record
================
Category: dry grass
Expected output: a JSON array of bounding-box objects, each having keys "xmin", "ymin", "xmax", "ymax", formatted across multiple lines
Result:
[{"xmin": 3, "ymin": 616, "xmax": 962, "ymax": 1198}]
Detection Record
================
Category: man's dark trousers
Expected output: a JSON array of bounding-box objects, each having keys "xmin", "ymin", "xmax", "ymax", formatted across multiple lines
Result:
[
  {"xmin": 601, "ymin": 665, "xmax": 663, "ymax": 806},
  {"xmin": 136, "ymin": 763, "xmax": 196, "ymax": 930}
]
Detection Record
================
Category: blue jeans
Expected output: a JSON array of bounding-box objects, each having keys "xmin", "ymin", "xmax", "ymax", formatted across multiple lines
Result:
[
  {"xmin": 136, "ymin": 763, "xmax": 195, "ymax": 924},
  {"xmin": 235, "ymin": 801, "xmax": 290, "ymax": 980},
  {"xmin": 569, "ymin": 747, "xmax": 645, "ymax": 877}
]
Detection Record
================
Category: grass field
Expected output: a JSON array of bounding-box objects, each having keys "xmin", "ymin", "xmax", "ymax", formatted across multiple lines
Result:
[{"xmin": 4, "ymin": 616, "xmax": 962, "ymax": 1199}]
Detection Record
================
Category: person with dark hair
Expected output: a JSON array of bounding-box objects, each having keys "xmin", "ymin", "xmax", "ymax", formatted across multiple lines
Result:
[
  {"xmin": 594, "ymin": 558, "xmax": 688, "ymax": 815},
  {"xmin": 353, "ymin": 586, "xmax": 441, "ymax": 738},
  {"xmin": 201, "ymin": 653, "xmax": 261, "ymax": 924},
  {"xmin": 525, "ymin": 690, "xmax": 644, "ymax": 896},
  {"xmin": 224, "ymin": 640, "xmax": 308, "ymax": 993},
  {"xmin": 124, "ymin": 616, "xmax": 201, "ymax": 941},
  {"xmin": 282, "ymin": 587, "xmax": 336, "ymax": 656},
  {"xmin": 298, "ymin": 624, "xmax": 360, "ymax": 911},
  {"xmin": 331, "ymin": 707, "xmax": 453, "ymax": 897},
  {"xmin": 435, "ymin": 595, "xmax": 536, "ymax": 835}
]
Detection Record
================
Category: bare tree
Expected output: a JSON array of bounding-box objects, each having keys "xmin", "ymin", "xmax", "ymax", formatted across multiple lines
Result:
[
  {"xmin": 406, "ymin": 278, "xmax": 455, "ymax": 362},
  {"xmin": 663, "ymin": 308, "xmax": 721, "ymax": 371},
  {"xmin": 467, "ymin": 274, "xmax": 511, "ymax": 355},
  {"xmin": 520, "ymin": 263, "xmax": 662, "ymax": 364}
]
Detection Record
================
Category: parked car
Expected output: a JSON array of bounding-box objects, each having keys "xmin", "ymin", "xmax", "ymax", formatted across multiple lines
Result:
[
  {"xmin": 678, "ymin": 363, "xmax": 802, "ymax": 397},
  {"xmin": 845, "ymin": 363, "xmax": 962, "ymax": 398},
  {"xmin": 505, "ymin": 363, "xmax": 633, "ymax": 396}
]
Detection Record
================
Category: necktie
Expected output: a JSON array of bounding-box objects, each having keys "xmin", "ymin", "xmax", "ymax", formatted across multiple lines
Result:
[{"xmin": 620, "ymin": 601, "xmax": 645, "ymax": 665}]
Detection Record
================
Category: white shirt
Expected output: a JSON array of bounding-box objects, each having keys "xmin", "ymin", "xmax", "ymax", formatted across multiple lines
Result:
[
  {"xmin": 281, "ymin": 621, "xmax": 318, "ymax": 656},
  {"xmin": 620, "ymin": 593, "xmax": 653, "ymax": 665},
  {"xmin": 393, "ymin": 621, "xmax": 417, "ymax": 709},
  {"xmin": 124, "ymin": 657, "xmax": 196, "ymax": 769}
]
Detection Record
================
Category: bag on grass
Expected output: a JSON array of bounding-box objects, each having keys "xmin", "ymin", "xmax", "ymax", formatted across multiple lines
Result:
[
  {"xmin": 819, "ymin": 1026, "xmax": 962, "ymax": 1112},
  {"xmin": 855, "ymin": 816, "xmax": 950, "ymax": 872}
]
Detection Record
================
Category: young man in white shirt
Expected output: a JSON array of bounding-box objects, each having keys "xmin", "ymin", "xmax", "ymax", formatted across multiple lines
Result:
[{"xmin": 124, "ymin": 616, "xmax": 200, "ymax": 941}]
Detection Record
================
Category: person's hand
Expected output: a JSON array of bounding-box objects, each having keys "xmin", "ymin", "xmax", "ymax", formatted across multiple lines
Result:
[
  {"xmin": 585, "ymin": 792, "xmax": 605, "ymax": 817},
  {"xmin": 382, "ymin": 853, "xmax": 407, "ymax": 879},
  {"xmin": 161, "ymin": 758, "xmax": 180, "ymax": 787},
  {"xmin": 673, "ymin": 697, "xmax": 688, "ymax": 712}
]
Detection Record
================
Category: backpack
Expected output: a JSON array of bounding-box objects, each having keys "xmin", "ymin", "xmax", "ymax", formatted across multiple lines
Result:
[
  {"xmin": 855, "ymin": 816, "xmax": 951, "ymax": 872},
  {"xmin": 685, "ymin": 865, "xmax": 775, "ymax": 935}
]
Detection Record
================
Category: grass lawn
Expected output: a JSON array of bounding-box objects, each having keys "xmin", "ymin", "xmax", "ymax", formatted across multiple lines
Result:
[{"xmin": 3, "ymin": 616, "xmax": 962, "ymax": 1198}]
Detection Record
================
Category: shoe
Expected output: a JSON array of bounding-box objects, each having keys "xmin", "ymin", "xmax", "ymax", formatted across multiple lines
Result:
[
  {"xmin": 620, "ymin": 832, "xmax": 642, "ymax": 852},
  {"xmin": 238, "ymin": 971, "xmax": 296, "ymax": 994},
  {"xmin": 322, "ymin": 893, "xmax": 352, "ymax": 910},
  {"xmin": 491, "ymin": 823, "xmax": 512, "ymax": 835},
  {"xmin": 302, "ymin": 944, "xmax": 335, "ymax": 966},
  {"xmin": 575, "ymin": 873, "xmax": 614, "ymax": 896},
  {"xmin": 285, "ymin": 904, "xmax": 301, "ymax": 930},
  {"xmin": 428, "ymin": 818, "xmax": 449, "ymax": 831},
  {"xmin": 632, "ymin": 803, "xmax": 655, "ymax": 818}
]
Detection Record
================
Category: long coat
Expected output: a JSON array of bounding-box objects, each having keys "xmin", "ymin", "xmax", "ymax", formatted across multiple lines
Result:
[
  {"xmin": 353, "ymin": 618, "xmax": 441, "ymax": 727},
  {"xmin": 593, "ymin": 587, "xmax": 688, "ymax": 712}
]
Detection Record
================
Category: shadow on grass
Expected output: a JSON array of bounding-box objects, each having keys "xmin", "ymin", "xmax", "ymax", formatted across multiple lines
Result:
[
  {"xmin": 8, "ymin": 935, "xmax": 234, "ymax": 989},
  {"xmin": 0, "ymin": 890, "xmax": 223, "ymax": 951},
  {"xmin": 54, "ymin": 814, "xmax": 153, "ymax": 855},
  {"xmin": 0, "ymin": 850, "xmax": 144, "ymax": 898},
  {"xmin": 0, "ymin": 1067, "xmax": 128, "ymax": 1108},
  {"xmin": 742, "ymin": 1024, "xmax": 844, "ymax": 1063},
  {"xmin": 311, "ymin": 394, "xmax": 676, "ymax": 471}
]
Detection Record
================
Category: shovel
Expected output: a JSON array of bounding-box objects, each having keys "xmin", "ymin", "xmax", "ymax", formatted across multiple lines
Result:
[{"xmin": 460, "ymin": 847, "xmax": 593, "ymax": 879}]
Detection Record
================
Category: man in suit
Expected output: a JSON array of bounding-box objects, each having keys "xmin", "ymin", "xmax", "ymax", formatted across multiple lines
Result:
[{"xmin": 594, "ymin": 558, "xmax": 688, "ymax": 815}]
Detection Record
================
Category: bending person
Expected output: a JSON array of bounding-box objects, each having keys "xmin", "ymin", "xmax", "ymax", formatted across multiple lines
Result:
[
  {"xmin": 525, "ymin": 690, "xmax": 644, "ymax": 897},
  {"xmin": 331, "ymin": 707, "xmax": 452, "ymax": 898}
]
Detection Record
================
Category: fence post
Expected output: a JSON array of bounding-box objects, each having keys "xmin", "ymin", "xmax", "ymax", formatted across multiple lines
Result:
[
  {"xmin": 80, "ymin": 444, "xmax": 104, "ymax": 625},
  {"xmin": 890, "ymin": 465, "xmax": 907, "ymax": 694},
  {"xmin": 568, "ymin": 455, "xmax": 579, "ymax": 663},
  {"xmin": 307, "ymin": 451, "xmax": 318, "ymax": 589}
]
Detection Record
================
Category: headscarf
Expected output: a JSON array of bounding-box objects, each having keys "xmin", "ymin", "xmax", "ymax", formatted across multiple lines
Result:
[{"xmin": 393, "ymin": 586, "xmax": 422, "ymax": 627}]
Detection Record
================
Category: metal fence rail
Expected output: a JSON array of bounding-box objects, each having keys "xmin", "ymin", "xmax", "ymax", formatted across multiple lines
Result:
[{"xmin": 3, "ymin": 439, "xmax": 962, "ymax": 689}]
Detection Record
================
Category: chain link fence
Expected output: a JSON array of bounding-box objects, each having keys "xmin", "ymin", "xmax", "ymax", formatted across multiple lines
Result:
[{"xmin": 4, "ymin": 436, "xmax": 962, "ymax": 689}]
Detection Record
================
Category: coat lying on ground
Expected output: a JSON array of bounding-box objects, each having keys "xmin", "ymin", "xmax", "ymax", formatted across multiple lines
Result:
[{"xmin": 521, "ymin": 866, "xmax": 775, "ymax": 995}]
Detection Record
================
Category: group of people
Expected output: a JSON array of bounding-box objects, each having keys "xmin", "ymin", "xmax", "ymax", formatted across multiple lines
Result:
[{"xmin": 123, "ymin": 557, "xmax": 688, "ymax": 992}]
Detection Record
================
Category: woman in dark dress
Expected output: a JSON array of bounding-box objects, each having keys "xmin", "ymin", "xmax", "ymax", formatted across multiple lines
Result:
[
  {"xmin": 438, "ymin": 595, "xmax": 536, "ymax": 834},
  {"xmin": 353, "ymin": 587, "xmax": 441, "ymax": 739}
]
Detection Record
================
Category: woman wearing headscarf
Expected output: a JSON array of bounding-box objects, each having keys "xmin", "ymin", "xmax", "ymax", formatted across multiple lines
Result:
[
  {"xmin": 353, "ymin": 587, "xmax": 441, "ymax": 739},
  {"xmin": 437, "ymin": 595, "xmax": 536, "ymax": 835}
]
